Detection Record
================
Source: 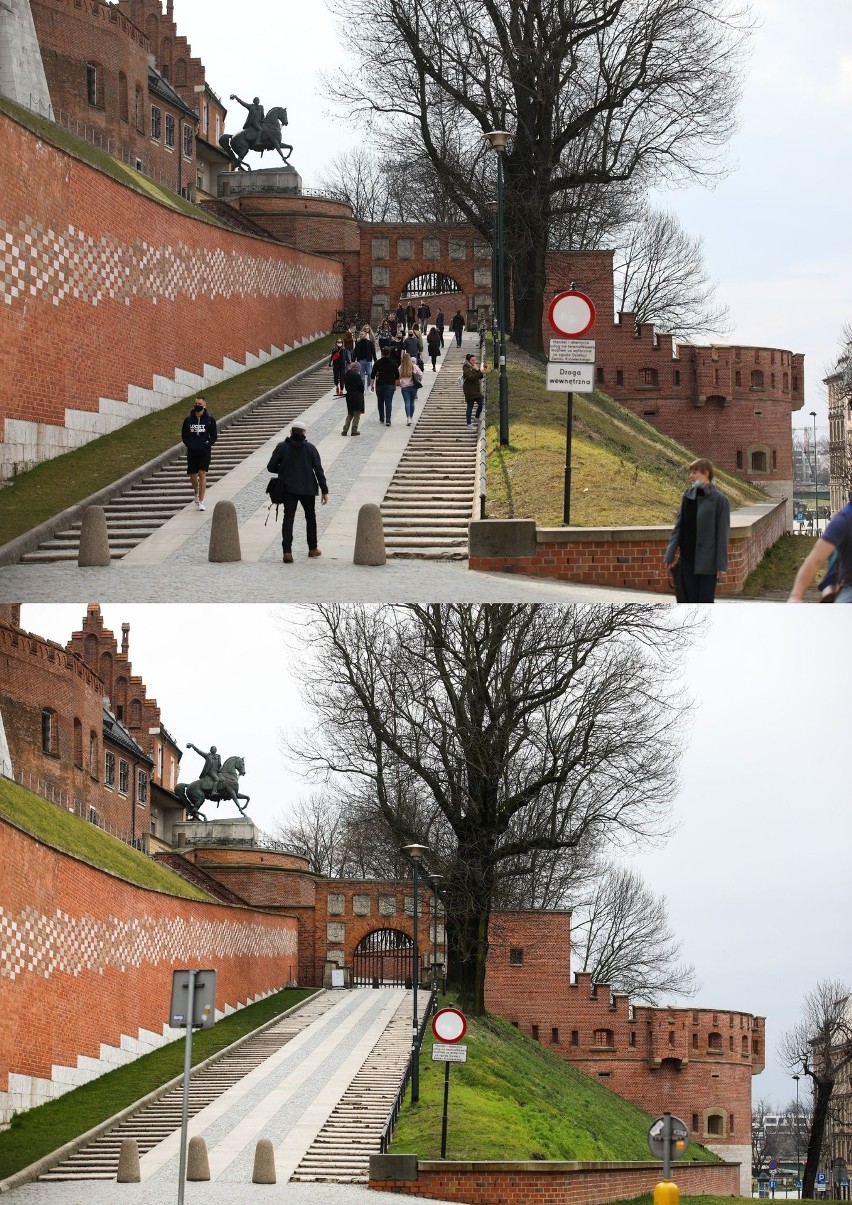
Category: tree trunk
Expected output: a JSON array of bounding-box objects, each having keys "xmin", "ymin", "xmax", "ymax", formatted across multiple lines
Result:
[
  {"xmin": 443, "ymin": 845, "xmax": 495, "ymax": 1016},
  {"xmin": 508, "ymin": 228, "xmax": 548, "ymax": 357},
  {"xmin": 803, "ymin": 1077, "xmax": 833, "ymax": 1199}
]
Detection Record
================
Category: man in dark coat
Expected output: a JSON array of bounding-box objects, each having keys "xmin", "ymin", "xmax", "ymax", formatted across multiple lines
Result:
[
  {"xmin": 664, "ymin": 458, "xmax": 730, "ymax": 603},
  {"xmin": 416, "ymin": 300, "xmax": 432, "ymax": 329},
  {"xmin": 267, "ymin": 420, "xmax": 329, "ymax": 563},
  {"xmin": 181, "ymin": 395, "xmax": 217, "ymax": 511},
  {"xmin": 450, "ymin": 309, "xmax": 466, "ymax": 347},
  {"xmin": 435, "ymin": 308, "xmax": 445, "ymax": 347}
]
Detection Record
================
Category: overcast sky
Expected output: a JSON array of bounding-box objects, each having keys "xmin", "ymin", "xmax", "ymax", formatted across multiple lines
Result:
[
  {"xmin": 168, "ymin": 0, "xmax": 850, "ymax": 428},
  {"xmin": 19, "ymin": 602, "xmax": 851, "ymax": 1108}
]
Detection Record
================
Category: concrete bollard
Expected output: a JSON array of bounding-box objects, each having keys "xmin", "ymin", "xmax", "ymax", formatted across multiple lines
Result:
[
  {"xmin": 77, "ymin": 505, "xmax": 111, "ymax": 567},
  {"xmin": 252, "ymin": 1138, "xmax": 277, "ymax": 1184},
  {"xmin": 116, "ymin": 1137, "xmax": 141, "ymax": 1183},
  {"xmin": 186, "ymin": 1135, "xmax": 210, "ymax": 1181},
  {"xmin": 208, "ymin": 499, "xmax": 241, "ymax": 562},
  {"xmin": 353, "ymin": 502, "xmax": 386, "ymax": 566}
]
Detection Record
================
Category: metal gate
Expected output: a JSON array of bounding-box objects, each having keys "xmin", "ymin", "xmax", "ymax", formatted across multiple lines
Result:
[{"xmin": 352, "ymin": 928, "xmax": 422, "ymax": 987}]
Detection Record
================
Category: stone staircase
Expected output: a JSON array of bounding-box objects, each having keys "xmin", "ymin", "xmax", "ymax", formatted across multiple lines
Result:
[
  {"xmin": 19, "ymin": 362, "xmax": 330, "ymax": 563},
  {"xmin": 381, "ymin": 341, "xmax": 481, "ymax": 559}
]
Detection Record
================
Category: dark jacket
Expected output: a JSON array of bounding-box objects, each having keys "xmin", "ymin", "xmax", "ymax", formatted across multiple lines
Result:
[
  {"xmin": 426, "ymin": 326, "xmax": 442, "ymax": 350},
  {"xmin": 462, "ymin": 360, "xmax": 485, "ymax": 399},
  {"xmin": 371, "ymin": 357, "xmax": 400, "ymax": 387},
  {"xmin": 417, "ymin": 304, "xmax": 431, "ymax": 322},
  {"xmin": 267, "ymin": 434, "xmax": 328, "ymax": 497},
  {"xmin": 665, "ymin": 482, "xmax": 730, "ymax": 575},
  {"xmin": 354, "ymin": 337, "xmax": 375, "ymax": 362},
  {"xmin": 181, "ymin": 408, "xmax": 217, "ymax": 453},
  {"xmin": 343, "ymin": 366, "xmax": 366, "ymax": 410},
  {"xmin": 435, "ymin": 310, "xmax": 445, "ymax": 330}
]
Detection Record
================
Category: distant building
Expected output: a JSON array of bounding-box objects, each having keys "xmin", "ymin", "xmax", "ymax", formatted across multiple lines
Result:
[{"xmin": 826, "ymin": 350, "xmax": 852, "ymax": 512}]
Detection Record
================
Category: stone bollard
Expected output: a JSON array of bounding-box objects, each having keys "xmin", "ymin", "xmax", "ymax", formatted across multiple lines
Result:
[
  {"xmin": 208, "ymin": 499, "xmax": 241, "ymax": 562},
  {"xmin": 77, "ymin": 505, "xmax": 111, "ymax": 567},
  {"xmin": 252, "ymin": 1138, "xmax": 277, "ymax": 1184},
  {"xmin": 353, "ymin": 502, "xmax": 386, "ymax": 566},
  {"xmin": 186, "ymin": 1135, "xmax": 210, "ymax": 1181},
  {"xmin": 116, "ymin": 1137, "xmax": 141, "ymax": 1183}
]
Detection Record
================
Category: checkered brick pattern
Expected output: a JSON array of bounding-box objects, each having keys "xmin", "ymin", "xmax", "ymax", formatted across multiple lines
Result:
[
  {"xmin": 0, "ymin": 901, "xmax": 298, "ymax": 982},
  {"xmin": 0, "ymin": 214, "xmax": 341, "ymax": 310}
]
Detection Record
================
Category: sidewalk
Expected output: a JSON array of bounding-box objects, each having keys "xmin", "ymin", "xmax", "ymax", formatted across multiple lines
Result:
[{"xmin": 0, "ymin": 337, "xmax": 665, "ymax": 603}]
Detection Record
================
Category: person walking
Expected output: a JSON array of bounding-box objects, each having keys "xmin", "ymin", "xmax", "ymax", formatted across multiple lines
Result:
[
  {"xmin": 405, "ymin": 301, "xmax": 417, "ymax": 328},
  {"xmin": 788, "ymin": 497, "xmax": 852, "ymax": 602},
  {"xmin": 398, "ymin": 351, "xmax": 423, "ymax": 426},
  {"xmin": 417, "ymin": 299, "xmax": 432, "ymax": 330},
  {"xmin": 462, "ymin": 353, "xmax": 486, "ymax": 427},
  {"xmin": 342, "ymin": 328, "xmax": 355, "ymax": 366},
  {"xmin": 435, "ymin": 308, "xmax": 445, "ymax": 348},
  {"xmin": 370, "ymin": 346, "xmax": 400, "ymax": 426},
  {"xmin": 663, "ymin": 458, "xmax": 731, "ymax": 603},
  {"xmin": 341, "ymin": 358, "xmax": 365, "ymax": 435},
  {"xmin": 329, "ymin": 339, "xmax": 346, "ymax": 395},
  {"xmin": 451, "ymin": 309, "xmax": 466, "ymax": 347},
  {"xmin": 403, "ymin": 327, "xmax": 423, "ymax": 371},
  {"xmin": 354, "ymin": 327, "xmax": 376, "ymax": 388},
  {"xmin": 395, "ymin": 301, "xmax": 406, "ymax": 329},
  {"xmin": 181, "ymin": 395, "xmax": 217, "ymax": 511},
  {"xmin": 426, "ymin": 324, "xmax": 442, "ymax": 370},
  {"xmin": 266, "ymin": 420, "xmax": 329, "ymax": 563}
]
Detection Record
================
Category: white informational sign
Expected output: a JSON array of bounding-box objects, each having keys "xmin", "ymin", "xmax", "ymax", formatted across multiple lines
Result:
[
  {"xmin": 331, "ymin": 968, "xmax": 345, "ymax": 988},
  {"xmin": 546, "ymin": 362, "xmax": 595, "ymax": 393},
  {"xmin": 432, "ymin": 1043, "xmax": 468, "ymax": 1063},
  {"xmin": 549, "ymin": 338, "xmax": 596, "ymax": 363}
]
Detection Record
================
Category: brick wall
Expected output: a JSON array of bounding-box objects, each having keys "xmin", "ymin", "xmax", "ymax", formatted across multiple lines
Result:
[
  {"xmin": 0, "ymin": 815, "xmax": 298, "ymax": 1122},
  {"xmin": 0, "ymin": 105, "xmax": 343, "ymax": 478},
  {"xmin": 370, "ymin": 1159, "xmax": 740, "ymax": 1203},
  {"xmin": 469, "ymin": 500, "xmax": 788, "ymax": 594}
]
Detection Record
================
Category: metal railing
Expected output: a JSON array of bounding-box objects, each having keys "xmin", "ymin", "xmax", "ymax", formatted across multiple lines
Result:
[
  {"xmin": 1, "ymin": 761, "xmax": 146, "ymax": 850},
  {"xmin": 379, "ymin": 986, "xmax": 437, "ymax": 1153}
]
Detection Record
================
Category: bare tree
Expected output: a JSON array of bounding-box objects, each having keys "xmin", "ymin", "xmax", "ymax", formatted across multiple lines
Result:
[
  {"xmin": 569, "ymin": 861, "xmax": 699, "ymax": 1002},
  {"xmin": 752, "ymin": 1098, "xmax": 782, "ymax": 1180},
  {"xmin": 316, "ymin": 150, "xmax": 466, "ymax": 225},
  {"xmin": 780, "ymin": 980, "xmax": 852, "ymax": 1199},
  {"xmin": 287, "ymin": 604, "xmax": 701, "ymax": 1013},
  {"xmin": 613, "ymin": 207, "xmax": 731, "ymax": 340},
  {"xmin": 323, "ymin": 0, "xmax": 753, "ymax": 352}
]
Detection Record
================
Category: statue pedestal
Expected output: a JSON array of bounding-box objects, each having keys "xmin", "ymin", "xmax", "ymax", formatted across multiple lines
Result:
[
  {"xmin": 218, "ymin": 165, "xmax": 302, "ymax": 198},
  {"xmin": 172, "ymin": 817, "xmax": 257, "ymax": 847}
]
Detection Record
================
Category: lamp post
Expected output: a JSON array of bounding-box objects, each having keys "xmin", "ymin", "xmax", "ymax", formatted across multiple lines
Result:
[
  {"xmin": 483, "ymin": 130, "xmax": 511, "ymax": 446},
  {"xmin": 428, "ymin": 873, "xmax": 443, "ymax": 1004},
  {"xmin": 402, "ymin": 843, "xmax": 429, "ymax": 1103},
  {"xmin": 486, "ymin": 201, "xmax": 499, "ymax": 369},
  {"xmin": 793, "ymin": 1073, "xmax": 801, "ymax": 1198},
  {"xmin": 810, "ymin": 410, "xmax": 819, "ymax": 534}
]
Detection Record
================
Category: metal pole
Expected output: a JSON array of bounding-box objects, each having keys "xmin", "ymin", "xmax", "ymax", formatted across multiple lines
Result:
[
  {"xmin": 662, "ymin": 1111, "xmax": 672, "ymax": 1182},
  {"xmin": 497, "ymin": 150, "xmax": 509, "ymax": 446},
  {"xmin": 563, "ymin": 392, "xmax": 574, "ymax": 525},
  {"xmin": 794, "ymin": 1075, "xmax": 801, "ymax": 1199},
  {"xmin": 813, "ymin": 412, "xmax": 819, "ymax": 535},
  {"xmin": 411, "ymin": 857, "xmax": 420, "ymax": 1103},
  {"xmin": 177, "ymin": 970, "xmax": 196, "ymax": 1205},
  {"xmin": 440, "ymin": 1061, "xmax": 451, "ymax": 1158}
]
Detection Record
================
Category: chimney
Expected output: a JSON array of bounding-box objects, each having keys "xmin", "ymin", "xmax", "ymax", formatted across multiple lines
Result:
[{"xmin": 121, "ymin": 622, "xmax": 130, "ymax": 656}]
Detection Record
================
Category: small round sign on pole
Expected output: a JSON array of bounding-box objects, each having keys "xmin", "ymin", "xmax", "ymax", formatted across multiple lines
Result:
[
  {"xmin": 432, "ymin": 1007, "xmax": 467, "ymax": 1043},
  {"xmin": 547, "ymin": 290, "xmax": 596, "ymax": 338}
]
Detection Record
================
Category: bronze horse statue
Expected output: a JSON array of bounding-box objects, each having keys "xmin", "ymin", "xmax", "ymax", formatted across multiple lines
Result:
[
  {"xmin": 219, "ymin": 107, "xmax": 292, "ymax": 171},
  {"xmin": 175, "ymin": 754, "xmax": 250, "ymax": 820}
]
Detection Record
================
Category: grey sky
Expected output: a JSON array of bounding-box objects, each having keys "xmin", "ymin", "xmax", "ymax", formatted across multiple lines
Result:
[
  {"xmin": 169, "ymin": 0, "xmax": 849, "ymax": 425},
  {"xmin": 19, "ymin": 603, "xmax": 851, "ymax": 1108}
]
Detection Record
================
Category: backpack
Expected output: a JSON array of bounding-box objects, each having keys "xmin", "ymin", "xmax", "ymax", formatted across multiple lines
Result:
[{"xmin": 265, "ymin": 475, "xmax": 286, "ymax": 524}]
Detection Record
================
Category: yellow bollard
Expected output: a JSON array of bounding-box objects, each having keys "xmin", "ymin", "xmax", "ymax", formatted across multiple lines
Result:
[{"xmin": 653, "ymin": 1180, "xmax": 680, "ymax": 1205}]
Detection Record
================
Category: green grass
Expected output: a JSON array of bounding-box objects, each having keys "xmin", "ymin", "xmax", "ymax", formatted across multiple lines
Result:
[
  {"xmin": 0, "ymin": 987, "xmax": 317, "ymax": 1179},
  {"xmin": 0, "ymin": 778, "xmax": 214, "ymax": 901},
  {"xmin": 485, "ymin": 363, "xmax": 767, "ymax": 528},
  {"xmin": 0, "ymin": 335, "xmax": 336, "ymax": 548},
  {"xmin": 604, "ymin": 1198, "xmax": 750, "ymax": 1204},
  {"xmin": 741, "ymin": 534, "xmax": 820, "ymax": 598},
  {"xmin": 391, "ymin": 1009, "xmax": 719, "ymax": 1163}
]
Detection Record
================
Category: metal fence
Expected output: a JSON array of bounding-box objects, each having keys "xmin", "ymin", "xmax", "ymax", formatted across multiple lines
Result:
[{"xmin": 1, "ymin": 760, "xmax": 145, "ymax": 850}]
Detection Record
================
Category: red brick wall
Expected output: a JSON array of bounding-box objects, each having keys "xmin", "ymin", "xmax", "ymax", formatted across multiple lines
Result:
[
  {"xmin": 371, "ymin": 1159, "xmax": 740, "ymax": 1203},
  {"xmin": 0, "ymin": 815, "xmax": 298, "ymax": 1118},
  {"xmin": 0, "ymin": 107, "xmax": 342, "ymax": 476},
  {"xmin": 470, "ymin": 500, "xmax": 788, "ymax": 595}
]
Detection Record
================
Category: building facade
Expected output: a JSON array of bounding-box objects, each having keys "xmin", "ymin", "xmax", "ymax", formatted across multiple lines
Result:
[{"xmin": 827, "ymin": 357, "xmax": 852, "ymax": 513}]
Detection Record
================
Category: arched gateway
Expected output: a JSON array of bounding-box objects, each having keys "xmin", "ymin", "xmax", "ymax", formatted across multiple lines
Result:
[{"xmin": 352, "ymin": 927, "xmax": 422, "ymax": 986}]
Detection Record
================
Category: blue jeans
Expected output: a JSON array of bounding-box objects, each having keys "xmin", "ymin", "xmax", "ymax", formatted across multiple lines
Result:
[
  {"xmin": 466, "ymin": 396, "xmax": 483, "ymax": 424},
  {"xmin": 835, "ymin": 583, "xmax": 852, "ymax": 603},
  {"xmin": 454, "ymin": 330, "xmax": 463, "ymax": 346},
  {"xmin": 401, "ymin": 387, "xmax": 416, "ymax": 418},
  {"xmin": 358, "ymin": 358, "xmax": 372, "ymax": 388},
  {"xmin": 376, "ymin": 384, "xmax": 394, "ymax": 423}
]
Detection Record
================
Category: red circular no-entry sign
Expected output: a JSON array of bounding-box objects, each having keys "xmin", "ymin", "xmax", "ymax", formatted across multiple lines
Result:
[
  {"xmin": 432, "ymin": 1007, "xmax": 467, "ymax": 1043},
  {"xmin": 547, "ymin": 290, "xmax": 596, "ymax": 338}
]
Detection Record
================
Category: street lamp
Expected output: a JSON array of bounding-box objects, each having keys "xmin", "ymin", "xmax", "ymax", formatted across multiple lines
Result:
[
  {"xmin": 810, "ymin": 411, "xmax": 819, "ymax": 534},
  {"xmin": 483, "ymin": 129, "xmax": 511, "ymax": 446},
  {"xmin": 402, "ymin": 843, "xmax": 430, "ymax": 1103},
  {"xmin": 428, "ymin": 873, "xmax": 444, "ymax": 1003},
  {"xmin": 486, "ymin": 201, "xmax": 499, "ymax": 369},
  {"xmin": 793, "ymin": 1073, "xmax": 801, "ymax": 1199}
]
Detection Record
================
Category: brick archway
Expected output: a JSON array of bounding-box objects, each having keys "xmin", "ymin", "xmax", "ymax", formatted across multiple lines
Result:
[{"xmin": 352, "ymin": 927, "xmax": 418, "ymax": 986}]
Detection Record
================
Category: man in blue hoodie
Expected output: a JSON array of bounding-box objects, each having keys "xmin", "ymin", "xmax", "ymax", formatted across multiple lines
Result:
[
  {"xmin": 267, "ymin": 420, "xmax": 329, "ymax": 563},
  {"xmin": 181, "ymin": 396, "xmax": 218, "ymax": 511}
]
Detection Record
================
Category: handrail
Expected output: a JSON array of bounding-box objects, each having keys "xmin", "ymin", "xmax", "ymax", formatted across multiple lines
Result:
[
  {"xmin": 474, "ymin": 376, "xmax": 488, "ymax": 520},
  {"xmin": 378, "ymin": 986, "xmax": 437, "ymax": 1153}
]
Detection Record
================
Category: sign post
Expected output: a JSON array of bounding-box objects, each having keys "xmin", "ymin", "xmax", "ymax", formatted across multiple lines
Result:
[
  {"xmin": 431, "ymin": 1007, "xmax": 467, "ymax": 1159},
  {"xmin": 170, "ymin": 969, "xmax": 216, "ymax": 1205},
  {"xmin": 647, "ymin": 1112, "xmax": 689, "ymax": 1204},
  {"xmin": 546, "ymin": 290, "xmax": 596, "ymax": 526}
]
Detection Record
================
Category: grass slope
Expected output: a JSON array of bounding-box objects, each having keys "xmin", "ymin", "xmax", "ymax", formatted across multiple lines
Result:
[
  {"xmin": 0, "ymin": 987, "xmax": 317, "ymax": 1179},
  {"xmin": 0, "ymin": 336, "xmax": 336, "ymax": 548},
  {"xmin": 0, "ymin": 778, "xmax": 214, "ymax": 901},
  {"xmin": 391, "ymin": 1010, "xmax": 719, "ymax": 1164},
  {"xmin": 485, "ymin": 361, "xmax": 767, "ymax": 528}
]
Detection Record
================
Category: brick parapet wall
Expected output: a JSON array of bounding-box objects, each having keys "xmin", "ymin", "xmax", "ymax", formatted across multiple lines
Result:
[
  {"xmin": 469, "ymin": 501, "xmax": 787, "ymax": 595},
  {"xmin": 370, "ymin": 1159, "xmax": 740, "ymax": 1203},
  {"xmin": 0, "ymin": 106, "xmax": 343, "ymax": 477},
  {"xmin": 0, "ymin": 816, "xmax": 298, "ymax": 1121}
]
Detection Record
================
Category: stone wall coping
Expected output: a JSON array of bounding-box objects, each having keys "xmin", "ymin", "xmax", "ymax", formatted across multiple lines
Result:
[
  {"xmin": 416, "ymin": 1158, "xmax": 739, "ymax": 1173},
  {"xmin": 534, "ymin": 501, "xmax": 781, "ymax": 546}
]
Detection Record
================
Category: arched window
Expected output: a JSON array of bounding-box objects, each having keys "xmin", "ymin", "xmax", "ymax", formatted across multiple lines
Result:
[
  {"xmin": 73, "ymin": 718, "xmax": 83, "ymax": 768},
  {"xmin": 86, "ymin": 62, "xmax": 104, "ymax": 109},
  {"xmin": 742, "ymin": 1035, "xmax": 749, "ymax": 1055},
  {"xmin": 174, "ymin": 58, "xmax": 187, "ymax": 86},
  {"xmin": 751, "ymin": 450, "xmax": 768, "ymax": 473},
  {"xmin": 161, "ymin": 37, "xmax": 172, "ymax": 80},
  {"xmin": 751, "ymin": 369, "xmax": 765, "ymax": 390},
  {"xmin": 130, "ymin": 699, "xmax": 142, "ymax": 727},
  {"xmin": 41, "ymin": 708, "xmax": 56, "ymax": 754},
  {"xmin": 135, "ymin": 84, "xmax": 144, "ymax": 132},
  {"xmin": 84, "ymin": 633, "xmax": 98, "ymax": 664},
  {"xmin": 706, "ymin": 1112, "xmax": 725, "ymax": 1137},
  {"xmin": 118, "ymin": 71, "xmax": 128, "ymax": 122},
  {"xmin": 707, "ymin": 1031, "xmax": 722, "ymax": 1050},
  {"xmin": 89, "ymin": 731, "xmax": 98, "ymax": 778}
]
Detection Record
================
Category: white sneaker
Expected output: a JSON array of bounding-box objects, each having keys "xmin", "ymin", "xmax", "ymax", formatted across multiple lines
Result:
[
  {"xmin": 197, "ymin": 500, "xmax": 206, "ymax": 511},
  {"xmin": 466, "ymin": 422, "xmax": 472, "ymax": 428}
]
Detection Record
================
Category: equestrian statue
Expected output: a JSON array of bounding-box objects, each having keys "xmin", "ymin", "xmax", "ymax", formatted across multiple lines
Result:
[
  {"xmin": 175, "ymin": 741, "xmax": 250, "ymax": 820},
  {"xmin": 219, "ymin": 93, "xmax": 293, "ymax": 171}
]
